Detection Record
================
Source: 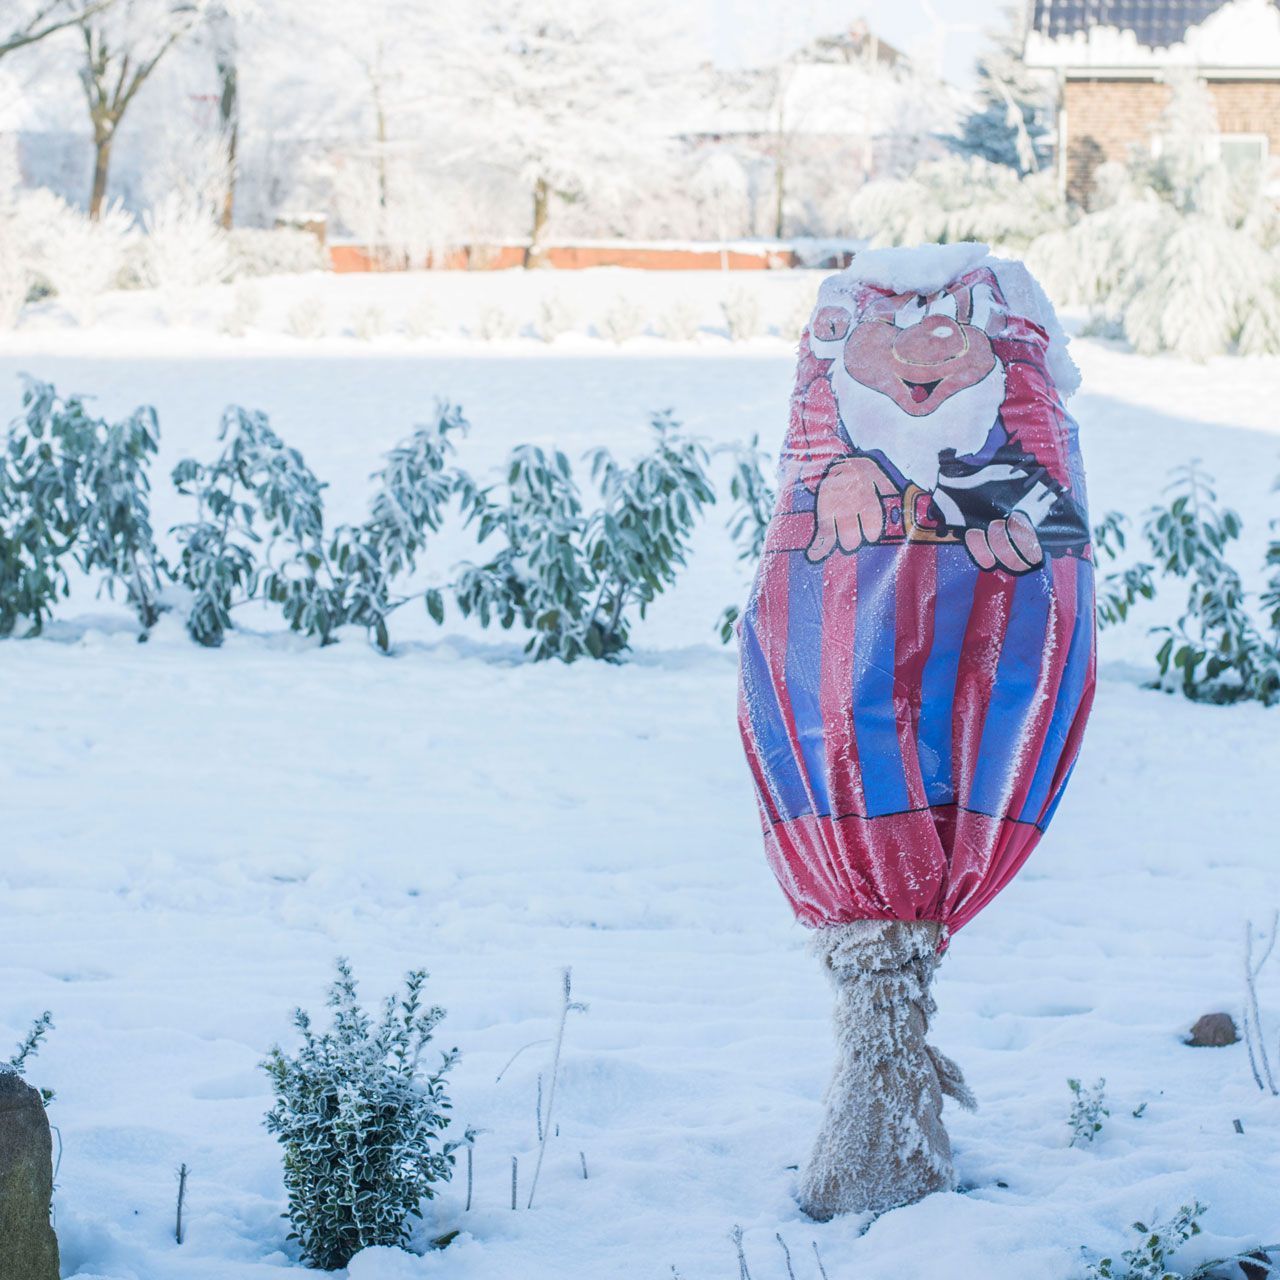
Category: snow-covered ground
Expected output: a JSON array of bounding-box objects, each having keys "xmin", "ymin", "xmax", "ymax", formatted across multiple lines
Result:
[{"xmin": 2, "ymin": 273, "xmax": 1280, "ymax": 1280}]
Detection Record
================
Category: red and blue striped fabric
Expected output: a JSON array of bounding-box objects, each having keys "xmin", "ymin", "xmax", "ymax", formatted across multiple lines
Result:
[{"xmin": 737, "ymin": 257, "xmax": 1095, "ymax": 936}]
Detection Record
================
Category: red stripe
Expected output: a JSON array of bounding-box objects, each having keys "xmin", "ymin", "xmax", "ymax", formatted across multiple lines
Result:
[
  {"xmin": 892, "ymin": 545, "xmax": 936, "ymax": 812},
  {"xmin": 755, "ymin": 553, "xmax": 845, "ymax": 907},
  {"xmin": 952, "ymin": 569, "xmax": 1017, "ymax": 809},
  {"xmin": 764, "ymin": 512, "xmax": 816, "ymax": 554},
  {"xmin": 818, "ymin": 551, "xmax": 865, "ymax": 819}
]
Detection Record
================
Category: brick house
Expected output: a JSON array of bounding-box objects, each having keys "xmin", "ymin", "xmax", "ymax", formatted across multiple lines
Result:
[{"xmin": 1023, "ymin": 0, "xmax": 1280, "ymax": 205}]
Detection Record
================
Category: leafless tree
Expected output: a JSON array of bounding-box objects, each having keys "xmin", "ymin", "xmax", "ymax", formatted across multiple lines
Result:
[
  {"xmin": 0, "ymin": 0, "xmax": 112, "ymax": 61},
  {"xmin": 76, "ymin": 0, "xmax": 205, "ymax": 217}
]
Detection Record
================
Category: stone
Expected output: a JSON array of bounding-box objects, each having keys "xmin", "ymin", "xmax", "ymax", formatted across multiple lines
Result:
[
  {"xmin": 0, "ymin": 1070, "xmax": 60, "ymax": 1280},
  {"xmin": 1187, "ymin": 1012, "xmax": 1239, "ymax": 1047}
]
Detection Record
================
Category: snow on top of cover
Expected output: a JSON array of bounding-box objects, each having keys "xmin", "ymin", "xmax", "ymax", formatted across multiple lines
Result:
[
  {"xmin": 817, "ymin": 242, "xmax": 1082, "ymax": 399},
  {"xmin": 832, "ymin": 241, "xmax": 992, "ymax": 295}
]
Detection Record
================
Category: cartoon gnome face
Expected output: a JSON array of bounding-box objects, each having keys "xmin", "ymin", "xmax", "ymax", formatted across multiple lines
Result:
[{"xmin": 807, "ymin": 278, "xmax": 1007, "ymax": 494}]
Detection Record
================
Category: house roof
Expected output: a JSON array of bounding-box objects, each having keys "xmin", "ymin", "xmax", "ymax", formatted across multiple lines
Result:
[
  {"xmin": 1030, "ymin": 0, "xmax": 1252, "ymax": 49},
  {"xmin": 1024, "ymin": 0, "xmax": 1280, "ymax": 69}
]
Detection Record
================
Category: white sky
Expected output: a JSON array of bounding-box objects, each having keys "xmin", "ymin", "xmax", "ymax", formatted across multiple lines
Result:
[{"xmin": 705, "ymin": 0, "xmax": 999, "ymax": 88}]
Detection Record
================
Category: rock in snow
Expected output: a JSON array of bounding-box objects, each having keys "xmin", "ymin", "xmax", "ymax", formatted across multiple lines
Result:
[{"xmin": 0, "ymin": 1071, "xmax": 60, "ymax": 1280}]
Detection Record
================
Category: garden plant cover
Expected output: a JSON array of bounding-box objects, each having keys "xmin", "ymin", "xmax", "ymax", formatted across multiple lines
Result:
[{"xmin": 738, "ymin": 242, "xmax": 1096, "ymax": 936}]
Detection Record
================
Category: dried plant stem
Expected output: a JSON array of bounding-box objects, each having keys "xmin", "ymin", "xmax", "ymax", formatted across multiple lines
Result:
[
  {"xmin": 731, "ymin": 1225, "xmax": 752, "ymax": 1280},
  {"xmin": 526, "ymin": 967, "xmax": 586, "ymax": 1209},
  {"xmin": 776, "ymin": 1233, "xmax": 796, "ymax": 1280},
  {"xmin": 1244, "ymin": 914, "xmax": 1280, "ymax": 1095},
  {"xmin": 812, "ymin": 1241, "xmax": 830, "ymax": 1280},
  {"xmin": 175, "ymin": 1163, "xmax": 189, "ymax": 1245},
  {"xmin": 511, "ymin": 1156, "xmax": 518, "ymax": 1210},
  {"xmin": 579, "ymin": 1150, "xmax": 588, "ymax": 1180},
  {"xmin": 465, "ymin": 1145, "xmax": 473, "ymax": 1212}
]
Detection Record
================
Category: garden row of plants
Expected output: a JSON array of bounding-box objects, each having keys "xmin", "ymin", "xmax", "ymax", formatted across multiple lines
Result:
[{"xmin": 2, "ymin": 379, "xmax": 1278, "ymax": 702}]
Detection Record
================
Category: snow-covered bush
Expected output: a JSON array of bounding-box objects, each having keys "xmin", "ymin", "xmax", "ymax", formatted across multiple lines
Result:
[
  {"xmin": 1094, "ymin": 465, "xmax": 1280, "ymax": 705},
  {"xmin": 1029, "ymin": 76, "xmax": 1280, "ymax": 359},
  {"xmin": 220, "ymin": 281, "xmax": 263, "ymax": 338},
  {"xmin": 280, "ymin": 406, "xmax": 466, "ymax": 651},
  {"xmin": 226, "ymin": 227, "xmax": 325, "ymax": 279},
  {"xmin": 286, "ymin": 297, "xmax": 328, "ymax": 339},
  {"xmin": 847, "ymin": 157, "xmax": 1066, "ymax": 252},
  {"xmin": 537, "ymin": 293, "xmax": 577, "ymax": 342},
  {"xmin": 657, "ymin": 301, "xmax": 701, "ymax": 342},
  {"xmin": 721, "ymin": 289, "xmax": 761, "ymax": 341},
  {"xmin": 170, "ymin": 407, "xmax": 321, "ymax": 646},
  {"xmin": 476, "ymin": 306, "xmax": 518, "ymax": 341},
  {"xmin": 141, "ymin": 193, "xmax": 231, "ymax": 319},
  {"xmin": 172, "ymin": 402, "xmax": 466, "ymax": 650},
  {"xmin": 18, "ymin": 191, "xmax": 134, "ymax": 324},
  {"xmin": 263, "ymin": 959, "xmax": 458, "ymax": 1270},
  {"xmin": 404, "ymin": 297, "xmax": 440, "ymax": 339},
  {"xmin": 598, "ymin": 296, "xmax": 647, "ymax": 344},
  {"xmin": 455, "ymin": 414, "xmax": 714, "ymax": 661},
  {"xmin": 351, "ymin": 305, "xmax": 389, "ymax": 340},
  {"xmin": 1, "ymin": 381, "xmax": 165, "ymax": 637}
]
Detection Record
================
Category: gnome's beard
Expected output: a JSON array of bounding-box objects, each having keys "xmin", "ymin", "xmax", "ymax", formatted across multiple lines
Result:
[{"xmin": 831, "ymin": 363, "xmax": 1005, "ymax": 492}]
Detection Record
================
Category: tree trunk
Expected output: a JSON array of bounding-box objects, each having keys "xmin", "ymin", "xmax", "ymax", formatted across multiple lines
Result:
[
  {"xmin": 217, "ymin": 55, "xmax": 238, "ymax": 230},
  {"xmin": 797, "ymin": 920, "xmax": 976, "ymax": 1221},
  {"xmin": 524, "ymin": 176, "xmax": 550, "ymax": 269},
  {"xmin": 89, "ymin": 130, "xmax": 113, "ymax": 220},
  {"xmin": 773, "ymin": 154, "xmax": 786, "ymax": 241}
]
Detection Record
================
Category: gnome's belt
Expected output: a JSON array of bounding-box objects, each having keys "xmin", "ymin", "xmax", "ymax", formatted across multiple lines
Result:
[{"xmin": 766, "ymin": 484, "xmax": 961, "ymax": 553}]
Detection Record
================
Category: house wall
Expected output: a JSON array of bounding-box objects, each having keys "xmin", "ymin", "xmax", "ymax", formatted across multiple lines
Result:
[{"xmin": 1063, "ymin": 77, "xmax": 1280, "ymax": 205}]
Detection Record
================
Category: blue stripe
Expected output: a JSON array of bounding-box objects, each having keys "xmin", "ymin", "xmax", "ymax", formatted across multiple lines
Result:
[
  {"xmin": 969, "ymin": 568, "xmax": 1054, "ymax": 818},
  {"xmin": 740, "ymin": 610, "xmax": 812, "ymax": 821},
  {"xmin": 1018, "ymin": 561, "xmax": 1094, "ymax": 823},
  {"xmin": 916, "ymin": 547, "xmax": 978, "ymax": 807},
  {"xmin": 851, "ymin": 546, "xmax": 910, "ymax": 817},
  {"xmin": 785, "ymin": 551, "xmax": 831, "ymax": 817}
]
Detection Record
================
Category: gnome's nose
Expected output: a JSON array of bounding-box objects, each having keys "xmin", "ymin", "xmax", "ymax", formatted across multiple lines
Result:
[{"xmin": 893, "ymin": 315, "xmax": 966, "ymax": 365}]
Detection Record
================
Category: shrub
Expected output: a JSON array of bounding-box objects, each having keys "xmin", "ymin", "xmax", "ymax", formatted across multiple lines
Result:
[
  {"xmin": 5, "ymin": 1011, "xmax": 55, "ymax": 1104},
  {"xmin": 141, "ymin": 193, "xmax": 231, "ymax": 318},
  {"xmin": 171, "ymin": 402, "xmax": 466, "ymax": 650},
  {"xmin": 1, "ymin": 381, "xmax": 165, "ymax": 637},
  {"xmin": 456, "ymin": 413, "xmax": 714, "ymax": 661},
  {"xmin": 1068, "ymin": 1077, "xmax": 1109, "ymax": 1147},
  {"xmin": 716, "ymin": 435, "xmax": 777, "ymax": 643},
  {"xmin": 476, "ymin": 306, "xmax": 518, "ymax": 341},
  {"xmin": 286, "ymin": 298, "xmax": 328, "ymax": 339},
  {"xmin": 721, "ymin": 289, "xmax": 761, "ymax": 341},
  {"xmin": 263, "ymin": 960, "xmax": 458, "ymax": 1270},
  {"xmin": 221, "ymin": 281, "xmax": 264, "ymax": 337},
  {"xmin": 847, "ymin": 156, "xmax": 1066, "ymax": 252},
  {"xmin": 599, "ymin": 296, "xmax": 647, "ymax": 344},
  {"xmin": 351, "ymin": 306, "xmax": 389, "ymax": 340},
  {"xmin": 657, "ymin": 301, "xmax": 701, "ymax": 342},
  {"xmin": 537, "ymin": 294, "xmax": 577, "ymax": 342},
  {"xmin": 227, "ymin": 227, "xmax": 325, "ymax": 279}
]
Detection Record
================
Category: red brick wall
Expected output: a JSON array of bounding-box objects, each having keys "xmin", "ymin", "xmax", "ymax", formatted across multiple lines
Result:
[{"xmin": 1064, "ymin": 77, "xmax": 1280, "ymax": 206}]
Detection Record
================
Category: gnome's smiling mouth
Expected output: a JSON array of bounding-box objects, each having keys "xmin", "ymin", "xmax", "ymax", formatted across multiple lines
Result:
[{"xmin": 901, "ymin": 378, "xmax": 942, "ymax": 404}]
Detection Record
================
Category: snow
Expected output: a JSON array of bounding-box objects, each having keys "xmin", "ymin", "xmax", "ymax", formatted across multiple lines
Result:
[
  {"xmin": 2, "ymin": 273, "xmax": 1280, "ymax": 1280},
  {"xmin": 1024, "ymin": 0, "xmax": 1280, "ymax": 69}
]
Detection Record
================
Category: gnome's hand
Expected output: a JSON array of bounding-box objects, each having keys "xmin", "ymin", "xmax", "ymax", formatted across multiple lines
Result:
[
  {"xmin": 964, "ymin": 513, "xmax": 1044, "ymax": 574},
  {"xmin": 806, "ymin": 457, "xmax": 898, "ymax": 562}
]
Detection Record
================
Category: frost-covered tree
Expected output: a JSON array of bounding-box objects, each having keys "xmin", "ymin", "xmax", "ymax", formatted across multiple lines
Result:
[
  {"xmin": 848, "ymin": 155, "xmax": 1066, "ymax": 251},
  {"xmin": 263, "ymin": 960, "xmax": 458, "ymax": 1270},
  {"xmin": 74, "ymin": 0, "xmax": 207, "ymax": 217},
  {"xmin": 1029, "ymin": 74, "xmax": 1280, "ymax": 359},
  {"xmin": 0, "ymin": 0, "xmax": 108, "ymax": 60},
  {"xmin": 450, "ymin": 0, "xmax": 689, "ymax": 265},
  {"xmin": 950, "ymin": 6, "xmax": 1052, "ymax": 174}
]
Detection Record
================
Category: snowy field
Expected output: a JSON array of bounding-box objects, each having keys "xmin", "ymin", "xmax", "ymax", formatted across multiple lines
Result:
[{"xmin": 2, "ymin": 272, "xmax": 1280, "ymax": 1280}]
